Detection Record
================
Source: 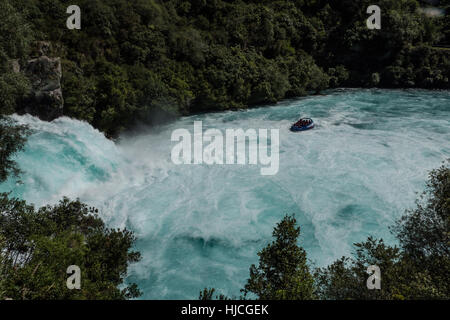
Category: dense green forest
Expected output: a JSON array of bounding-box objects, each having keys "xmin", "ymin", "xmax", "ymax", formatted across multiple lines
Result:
[
  {"xmin": 0, "ymin": 195, "xmax": 141, "ymax": 299},
  {"xmin": 202, "ymin": 161, "xmax": 450, "ymax": 300},
  {"xmin": 0, "ymin": 0, "xmax": 449, "ymax": 136}
]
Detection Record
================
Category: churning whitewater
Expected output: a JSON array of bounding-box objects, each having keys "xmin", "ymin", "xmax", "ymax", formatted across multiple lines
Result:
[{"xmin": 1, "ymin": 89, "xmax": 449, "ymax": 299}]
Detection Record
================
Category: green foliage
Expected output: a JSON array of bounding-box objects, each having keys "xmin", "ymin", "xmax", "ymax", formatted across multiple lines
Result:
[
  {"xmin": 392, "ymin": 161, "xmax": 450, "ymax": 297},
  {"xmin": 328, "ymin": 65, "xmax": 350, "ymax": 88},
  {"xmin": 1, "ymin": 0, "xmax": 446, "ymax": 136},
  {"xmin": 199, "ymin": 288, "xmax": 231, "ymax": 301},
  {"xmin": 0, "ymin": 195, "xmax": 141, "ymax": 300},
  {"xmin": 0, "ymin": 0, "xmax": 34, "ymax": 60},
  {"xmin": 394, "ymin": 161, "xmax": 450, "ymax": 259},
  {"xmin": 0, "ymin": 118, "xmax": 30, "ymax": 183},
  {"xmin": 0, "ymin": 0, "xmax": 33, "ymax": 184},
  {"xmin": 0, "ymin": 1, "xmax": 33, "ymax": 116},
  {"xmin": 315, "ymin": 238, "xmax": 408, "ymax": 300},
  {"xmin": 0, "ymin": 72, "xmax": 31, "ymax": 115},
  {"xmin": 243, "ymin": 215, "xmax": 315, "ymax": 300},
  {"xmin": 315, "ymin": 160, "xmax": 450, "ymax": 300}
]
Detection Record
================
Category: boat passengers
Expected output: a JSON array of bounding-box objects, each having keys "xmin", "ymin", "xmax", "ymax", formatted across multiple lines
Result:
[{"xmin": 296, "ymin": 119, "xmax": 311, "ymax": 127}]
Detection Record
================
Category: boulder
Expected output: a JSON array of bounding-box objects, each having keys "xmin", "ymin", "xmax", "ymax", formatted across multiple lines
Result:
[{"xmin": 23, "ymin": 56, "xmax": 63, "ymax": 121}]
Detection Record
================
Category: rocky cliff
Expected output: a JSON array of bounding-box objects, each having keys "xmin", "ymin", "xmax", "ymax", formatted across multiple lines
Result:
[{"xmin": 13, "ymin": 42, "xmax": 64, "ymax": 121}]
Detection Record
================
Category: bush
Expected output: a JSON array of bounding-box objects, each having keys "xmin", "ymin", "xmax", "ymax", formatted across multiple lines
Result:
[
  {"xmin": 0, "ymin": 0, "xmax": 34, "ymax": 60},
  {"xmin": 243, "ymin": 215, "xmax": 316, "ymax": 300},
  {"xmin": 316, "ymin": 161, "xmax": 450, "ymax": 300},
  {"xmin": 0, "ymin": 117, "xmax": 30, "ymax": 183},
  {"xmin": 0, "ymin": 195, "xmax": 142, "ymax": 300}
]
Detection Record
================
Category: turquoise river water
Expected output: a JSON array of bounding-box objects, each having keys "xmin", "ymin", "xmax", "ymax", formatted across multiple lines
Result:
[{"xmin": 1, "ymin": 89, "xmax": 449, "ymax": 299}]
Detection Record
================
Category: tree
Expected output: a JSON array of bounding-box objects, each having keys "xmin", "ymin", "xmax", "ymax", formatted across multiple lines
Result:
[
  {"xmin": 199, "ymin": 288, "xmax": 230, "ymax": 300},
  {"xmin": 315, "ymin": 160, "xmax": 450, "ymax": 300},
  {"xmin": 394, "ymin": 160, "xmax": 450, "ymax": 259},
  {"xmin": 314, "ymin": 237, "xmax": 410, "ymax": 300},
  {"xmin": 0, "ymin": 72, "xmax": 31, "ymax": 115},
  {"xmin": 0, "ymin": 0, "xmax": 34, "ymax": 60},
  {"xmin": 0, "ymin": 194, "xmax": 142, "ymax": 300},
  {"xmin": 0, "ymin": 117, "xmax": 30, "ymax": 183},
  {"xmin": 392, "ymin": 160, "xmax": 450, "ymax": 297},
  {"xmin": 242, "ymin": 215, "xmax": 315, "ymax": 300}
]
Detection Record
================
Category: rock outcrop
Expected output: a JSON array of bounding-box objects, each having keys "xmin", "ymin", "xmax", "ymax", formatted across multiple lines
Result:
[
  {"xmin": 23, "ymin": 55, "xmax": 64, "ymax": 121},
  {"xmin": 11, "ymin": 41, "xmax": 64, "ymax": 121}
]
